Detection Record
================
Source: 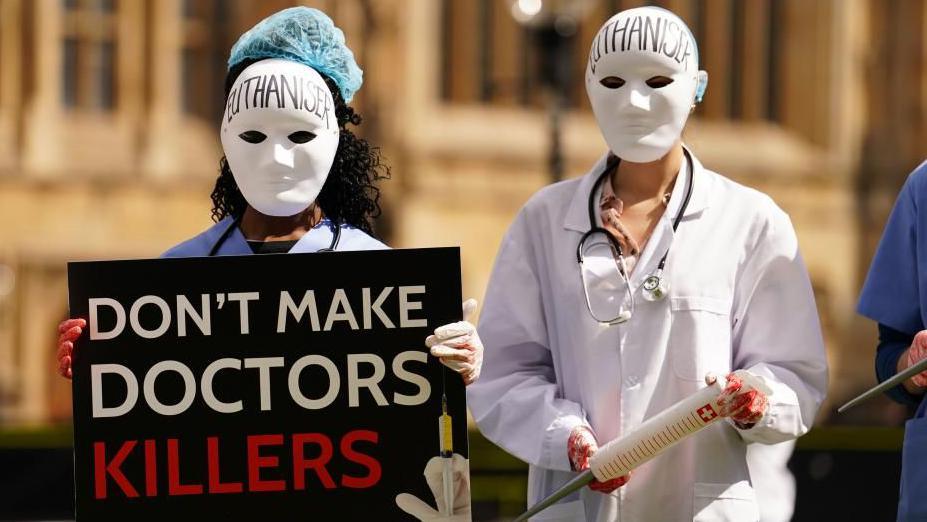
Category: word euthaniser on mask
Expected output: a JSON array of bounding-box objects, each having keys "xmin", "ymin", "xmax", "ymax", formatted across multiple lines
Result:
[
  {"xmin": 588, "ymin": 13, "xmax": 695, "ymax": 74},
  {"xmin": 225, "ymin": 73, "xmax": 333, "ymax": 131}
]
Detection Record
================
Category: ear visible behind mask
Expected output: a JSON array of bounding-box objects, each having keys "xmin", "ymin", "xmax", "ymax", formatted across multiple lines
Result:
[
  {"xmin": 585, "ymin": 7, "xmax": 707, "ymax": 163},
  {"xmin": 220, "ymin": 58, "xmax": 340, "ymax": 217}
]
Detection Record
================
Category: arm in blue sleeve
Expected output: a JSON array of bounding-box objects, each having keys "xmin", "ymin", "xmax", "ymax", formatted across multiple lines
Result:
[{"xmin": 876, "ymin": 323, "xmax": 923, "ymax": 406}]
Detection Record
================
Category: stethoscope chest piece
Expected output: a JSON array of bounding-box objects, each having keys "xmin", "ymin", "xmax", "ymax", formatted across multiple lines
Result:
[{"xmin": 641, "ymin": 273, "xmax": 669, "ymax": 302}]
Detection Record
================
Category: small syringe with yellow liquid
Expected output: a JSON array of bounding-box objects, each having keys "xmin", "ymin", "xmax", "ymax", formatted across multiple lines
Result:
[{"xmin": 439, "ymin": 394, "xmax": 454, "ymax": 516}]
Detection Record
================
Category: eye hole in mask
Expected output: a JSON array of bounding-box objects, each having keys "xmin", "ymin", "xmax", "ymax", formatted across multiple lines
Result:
[
  {"xmin": 600, "ymin": 76, "xmax": 626, "ymax": 89},
  {"xmin": 288, "ymin": 131, "xmax": 317, "ymax": 144},
  {"xmin": 239, "ymin": 130, "xmax": 267, "ymax": 144},
  {"xmin": 645, "ymin": 76, "xmax": 674, "ymax": 88}
]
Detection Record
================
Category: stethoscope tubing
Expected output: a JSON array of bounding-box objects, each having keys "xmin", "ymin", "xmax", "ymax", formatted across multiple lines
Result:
[
  {"xmin": 583, "ymin": 148, "xmax": 694, "ymax": 258},
  {"xmin": 207, "ymin": 215, "xmax": 341, "ymax": 256},
  {"xmin": 577, "ymin": 149, "xmax": 694, "ymax": 323}
]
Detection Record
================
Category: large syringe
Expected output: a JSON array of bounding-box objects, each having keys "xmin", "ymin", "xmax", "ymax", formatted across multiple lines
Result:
[{"xmin": 515, "ymin": 374, "xmax": 768, "ymax": 521}]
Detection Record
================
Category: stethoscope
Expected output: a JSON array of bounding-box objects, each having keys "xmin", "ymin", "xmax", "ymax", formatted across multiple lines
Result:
[
  {"xmin": 576, "ymin": 148, "xmax": 694, "ymax": 325},
  {"xmin": 207, "ymin": 215, "xmax": 342, "ymax": 256}
]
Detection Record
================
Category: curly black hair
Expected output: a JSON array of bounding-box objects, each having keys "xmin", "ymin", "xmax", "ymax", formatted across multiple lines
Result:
[{"xmin": 210, "ymin": 58, "xmax": 389, "ymax": 236}]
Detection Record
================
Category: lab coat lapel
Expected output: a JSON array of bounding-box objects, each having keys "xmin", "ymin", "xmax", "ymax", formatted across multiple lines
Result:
[
  {"xmin": 627, "ymin": 153, "xmax": 690, "ymax": 291},
  {"xmin": 564, "ymin": 147, "xmax": 711, "ymax": 235},
  {"xmin": 682, "ymin": 147, "xmax": 712, "ymax": 218},
  {"xmin": 567, "ymin": 147, "xmax": 714, "ymax": 292},
  {"xmin": 563, "ymin": 153, "xmax": 612, "ymax": 234},
  {"xmin": 628, "ymin": 148, "xmax": 713, "ymax": 290}
]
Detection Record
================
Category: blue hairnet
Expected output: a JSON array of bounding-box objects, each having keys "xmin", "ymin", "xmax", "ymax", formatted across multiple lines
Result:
[{"xmin": 228, "ymin": 7, "xmax": 363, "ymax": 103}]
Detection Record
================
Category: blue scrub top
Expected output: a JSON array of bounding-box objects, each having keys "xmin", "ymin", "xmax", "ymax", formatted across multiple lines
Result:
[
  {"xmin": 162, "ymin": 216, "xmax": 388, "ymax": 257},
  {"xmin": 858, "ymin": 160, "xmax": 927, "ymax": 521},
  {"xmin": 859, "ymin": 161, "xmax": 927, "ymax": 341}
]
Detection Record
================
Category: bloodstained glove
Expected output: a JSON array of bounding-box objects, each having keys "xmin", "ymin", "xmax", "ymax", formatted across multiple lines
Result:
[
  {"xmin": 56, "ymin": 318, "xmax": 86, "ymax": 380},
  {"xmin": 714, "ymin": 370, "xmax": 770, "ymax": 429},
  {"xmin": 904, "ymin": 330, "xmax": 927, "ymax": 388},
  {"xmin": 567, "ymin": 425, "xmax": 630, "ymax": 494}
]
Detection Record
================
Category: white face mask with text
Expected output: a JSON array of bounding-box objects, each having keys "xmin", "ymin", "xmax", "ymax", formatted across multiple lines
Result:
[
  {"xmin": 585, "ymin": 7, "xmax": 708, "ymax": 163},
  {"xmin": 221, "ymin": 59, "xmax": 340, "ymax": 217}
]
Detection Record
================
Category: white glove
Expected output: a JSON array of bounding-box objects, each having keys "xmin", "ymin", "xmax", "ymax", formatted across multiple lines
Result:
[
  {"xmin": 426, "ymin": 299, "xmax": 483, "ymax": 385},
  {"xmin": 395, "ymin": 454, "xmax": 471, "ymax": 521}
]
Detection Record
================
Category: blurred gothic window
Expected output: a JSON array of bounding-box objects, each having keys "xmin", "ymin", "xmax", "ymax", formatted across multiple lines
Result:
[
  {"xmin": 441, "ymin": 0, "xmax": 784, "ymax": 123},
  {"xmin": 181, "ymin": 0, "xmax": 236, "ymax": 122},
  {"xmin": 61, "ymin": 0, "xmax": 117, "ymax": 110}
]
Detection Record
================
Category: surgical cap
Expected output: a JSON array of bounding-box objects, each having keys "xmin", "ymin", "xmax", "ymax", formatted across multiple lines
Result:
[{"xmin": 227, "ymin": 7, "xmax": 363, "ymax": 103}]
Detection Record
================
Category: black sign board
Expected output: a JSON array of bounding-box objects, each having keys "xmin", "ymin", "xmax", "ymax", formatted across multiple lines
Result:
[{"xmin": 67, "ymin": 248, "xmax": 468, "ymax": 520}]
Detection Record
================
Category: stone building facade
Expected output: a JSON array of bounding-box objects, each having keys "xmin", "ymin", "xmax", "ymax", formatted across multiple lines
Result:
[{"xmin": 0, "ymin": 0, "xmax": 924, "ymax": 428}]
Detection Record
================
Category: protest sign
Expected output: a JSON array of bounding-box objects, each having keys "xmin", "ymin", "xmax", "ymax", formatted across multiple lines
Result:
[{"xmin": 67, "ymin": 248, "xmax": 468, "ymax": 520}]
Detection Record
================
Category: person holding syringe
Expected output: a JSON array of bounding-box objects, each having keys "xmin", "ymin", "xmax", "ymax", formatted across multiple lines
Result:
[{"xmin": 465, "ymin": 5, "xmax": 828, "ymax": 521}]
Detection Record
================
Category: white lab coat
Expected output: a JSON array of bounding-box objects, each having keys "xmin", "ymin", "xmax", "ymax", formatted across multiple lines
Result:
[
  {"xmin": 467, "ymin": 150, "xmax": 827, "ymax": 521},
  {"xmin": 746, "ymin": 440, "xmax": 796, "ymax": 522}
]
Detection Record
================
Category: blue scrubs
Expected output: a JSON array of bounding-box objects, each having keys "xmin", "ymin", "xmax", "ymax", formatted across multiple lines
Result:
[
  {"xmin": 162, "ymin": 216, "xmax": 387, "ymax": 257},
  {"xmin": 858, "ymin": 160, "xmax": 927, "ymax": 521}
]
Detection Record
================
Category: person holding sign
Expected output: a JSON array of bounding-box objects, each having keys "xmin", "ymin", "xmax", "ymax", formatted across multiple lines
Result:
[
  {"xmin": 55, "ymin": 6, "xmax": 482, "ymax": 520},
  {"xmin": 857, "ymin": 160, "xmax": 927, "ymax": 520},
  {"xmin": 467, "ymin": 6, "xmax": 827, "ymax": 520},
  {"xmin": 57, "ymin": 6, "xmax": 481, "ymax": 390}
]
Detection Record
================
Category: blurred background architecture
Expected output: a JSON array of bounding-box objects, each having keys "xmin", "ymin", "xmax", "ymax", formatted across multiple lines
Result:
[{"xmin": 0, "ymin": 0, "xmax": 925, "ymax": 519}]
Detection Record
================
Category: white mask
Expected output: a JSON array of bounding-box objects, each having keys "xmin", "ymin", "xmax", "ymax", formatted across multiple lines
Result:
[
  {"xmin": 220, "ymin": 58, "xmax": 340, "ymax": 217},
  {"xmin": 585, "ymin": 7, "xmax": 708, "ymax": 163}
]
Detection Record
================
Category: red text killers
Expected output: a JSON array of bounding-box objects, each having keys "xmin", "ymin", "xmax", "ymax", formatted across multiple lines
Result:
[{"xmin": 92, "ymin": 430, "xmax": 381, "ymax": 499}]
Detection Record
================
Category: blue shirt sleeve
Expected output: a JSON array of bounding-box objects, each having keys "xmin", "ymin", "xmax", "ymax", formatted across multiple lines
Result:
[
  {"xmin": 876, "ymin": 323, "xmax": 923, "ymax": 406},
  {"xmin": 858, "ymin": 167, "xmax": 925, "ymax": 334}
]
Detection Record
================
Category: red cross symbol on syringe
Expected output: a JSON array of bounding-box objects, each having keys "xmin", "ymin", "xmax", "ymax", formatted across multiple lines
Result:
[{"xmin": 697, "ymin": 404, "xmax": 718, "ymax": 422}]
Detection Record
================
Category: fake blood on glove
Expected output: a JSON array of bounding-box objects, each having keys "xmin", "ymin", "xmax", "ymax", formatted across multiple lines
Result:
[
  {"xmin": 716, "ymin": 372, "xmax": 769, "ymax": 429},
  {"xmin": 567, "ymin": 426, "xmax": 629, "ymax": 493}
]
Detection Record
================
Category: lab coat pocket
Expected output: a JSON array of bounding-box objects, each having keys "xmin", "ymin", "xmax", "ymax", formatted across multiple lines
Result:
[
  {"xmin": 578, "ymin": 248, "xmax": 627, "ymax": 322},
  {"xmin": 693, "ymin": 481, "xmax": 759, "ymax": 522},
  {"xmin": 528, "ymin": 499, "xmax": 584, "ymax": 521},
  {"xmin": 898, "ymin": 417, "xmax": 927, "ymax": 521},
  {"xmin": 669, "ymin": 296, "xmax": 732, "ymax": 382}
]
